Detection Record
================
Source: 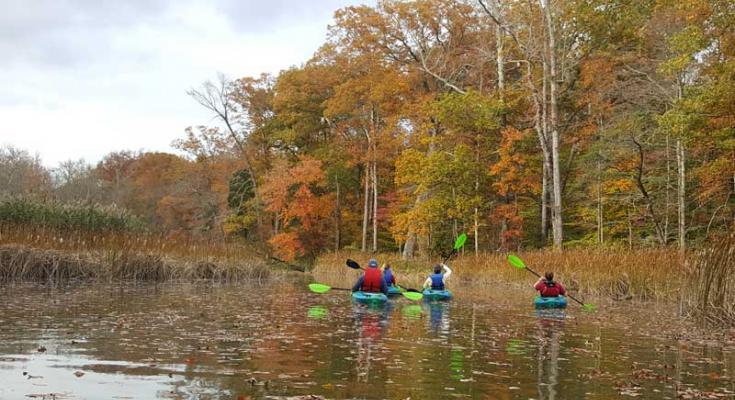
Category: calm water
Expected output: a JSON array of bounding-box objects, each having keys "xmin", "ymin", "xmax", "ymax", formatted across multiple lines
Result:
[{"xmin": 0, "ymin": 283, "xmax": 733, "ymax": 399}]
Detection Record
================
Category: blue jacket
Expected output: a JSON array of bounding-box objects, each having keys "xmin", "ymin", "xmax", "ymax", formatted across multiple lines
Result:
[{"xmin": 430, "ymin": 273, "xmax": 445, "ymax": 290}]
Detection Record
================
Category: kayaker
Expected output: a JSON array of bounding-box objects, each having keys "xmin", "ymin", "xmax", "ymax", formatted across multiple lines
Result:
[
  {"xmin": 383, "ymin": 264, "xmax": 397, "ymax": 287},
  {"xmin": 423, "ymin": 263, "xmax": 452, "ymax": 290},
  {"xmin": 352, "ymin": 259, "xmax": 389, "ymax": 295},
  {"xmin": 534, "ymin": 272, "xmax": 566, "ymax": 297}
]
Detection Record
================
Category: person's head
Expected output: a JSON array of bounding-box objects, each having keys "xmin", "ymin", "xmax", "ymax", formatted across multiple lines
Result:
[
  {"xmin": 368, "ymin": 259, "xmax": 379, "ymax": 268},
  {"xmin": 544, "ymin": 271, "xmax": 554, "ymax": 281},
  {"xmin": 384, "ymin": 263, "xmax": 391, "ymax": 270},
  {"xmin": 433, "ymin": 264, "xmax": 442, "ymax": 274}
]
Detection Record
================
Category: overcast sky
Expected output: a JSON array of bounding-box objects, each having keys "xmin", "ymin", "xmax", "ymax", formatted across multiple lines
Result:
[{"xmin": 0, "ymin": 0, "xmax": 370, "ymax": 166}]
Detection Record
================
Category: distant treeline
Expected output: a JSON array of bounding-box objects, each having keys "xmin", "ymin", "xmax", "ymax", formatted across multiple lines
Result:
[{"xmin": 2, "ymin": 0, "xmax": 734, "ymax": 261}]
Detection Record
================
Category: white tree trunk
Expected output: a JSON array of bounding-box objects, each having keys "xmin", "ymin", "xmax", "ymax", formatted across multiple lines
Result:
[
  {"xmin": 677, "ymin": 139, "xmax": 686, "ymax": 253},
  {"xmin": 361, "ymin": 165, "xmax": 370, "ymax": 252},
  {"xmin": 544, "ymin": 1, "xmax": 564, "ymax": 251},
  {"xmin": 372, "ymin": 159, "xmax": 378, "ymax": 252}
]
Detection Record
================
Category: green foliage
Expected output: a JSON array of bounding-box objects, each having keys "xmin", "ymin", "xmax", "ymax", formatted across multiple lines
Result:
[{"xmin": 0, "ymin": 198, "xmax": 145, "ymax": 232}]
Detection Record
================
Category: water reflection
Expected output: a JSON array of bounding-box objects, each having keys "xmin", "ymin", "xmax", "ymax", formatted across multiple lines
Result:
[
  {"xmin": 0, "ymin": 284, "xmax": 732, "ymax": 399},
  {"xmin": 353, "ymin": 302, "xmax": 392, "ymax": 383},
  {"xmin": 535, "ymin": 310, "xmax": 566, "ymax": 400},
  {"xmin": 425, "ymin": 302, "xmax": 450, "ymax": 336}
]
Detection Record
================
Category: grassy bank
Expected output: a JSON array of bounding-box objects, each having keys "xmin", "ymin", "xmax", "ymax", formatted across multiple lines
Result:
[
  {"xmin": 0, "ymin": 224, "xmax": 277, "ymax": 284},
  {"xmin": 313, "ymin": 248, "xmax": 685, "ymax": 302}
]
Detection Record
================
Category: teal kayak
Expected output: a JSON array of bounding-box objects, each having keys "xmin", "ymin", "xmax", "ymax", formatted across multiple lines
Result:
[
  {"xmin": 352, "ymin": 291, "xmax": 388, "ymax": 305},
  {"xmin": 534, "ymin": 295, "xmax": 567, "ymax": 309},
  {"xmin": 387, "ymin": 286, "xmax": 402, "ymax": 297},
  {"xmin": 422, "ymin": 289, "xmax": 452, "ymax": 301}
]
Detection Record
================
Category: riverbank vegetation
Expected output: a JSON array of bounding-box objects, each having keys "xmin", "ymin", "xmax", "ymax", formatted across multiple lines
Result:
[{"xmin": 1, "ymin": 1, "xmax": 734, "ymax": 322}]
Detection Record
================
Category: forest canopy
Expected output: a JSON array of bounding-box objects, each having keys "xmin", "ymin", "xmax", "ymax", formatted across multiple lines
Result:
[{"xmin": 2, "ymin": 0, "xmax": 733, "ymax": 261}]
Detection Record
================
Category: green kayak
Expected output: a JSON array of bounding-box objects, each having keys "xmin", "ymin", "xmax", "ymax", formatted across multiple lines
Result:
[
  {"xmin": 387, "ymin": 286, "xmax": 402, "ymax": 297},
  {"xmin": 352, "ymin": 291, "xmax": 388, "ymax": 305},
  {"xmin": 422, "ymin": 289, "xmax": 452, "ymax": 301},
  {"xmin": 534, "ymin": 295, "xmax": 567, "ymax": 309}
]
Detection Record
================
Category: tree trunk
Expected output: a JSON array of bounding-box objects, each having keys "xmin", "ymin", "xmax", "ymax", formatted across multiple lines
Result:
[
  {"xmin": 677, "ymin": 139, "xmax": 686, "ymax": 254},
  {"xmin": 496, "ymin": 23, "xmax": 504, "ymax": 92},
  {"xmin": 372, "ymin": 159, "xmax": 379, "ymax": 253},
  {"xmin": 597, "ymin": 159, "xmax": 603, "ymax": 244},
  {"xmin": 361, "ymin": 165, "xmax": 370, "ymax": 252},
  {"xmin": 544, "ymin": 1, "xmax": 563, "ymax": 251},
  {"xmin": 403, "ymin": 231, "xmax": 417, "ymax": 260},
  {"xmin": 665, "ymin": 132, "xmax": 671, "ymax": 243},
  {"xmin": 335, "ymin": 179, "xmax": 341, "ymax": 251}
]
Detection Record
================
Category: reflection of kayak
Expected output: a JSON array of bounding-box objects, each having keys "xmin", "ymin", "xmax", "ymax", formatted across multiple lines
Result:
[
  {"xmin": 423, "ymin": 289, "xmax": 452, "ymax": 301},
  {"xmin": 352, "ymin": 291, "xmax": 388, "ymax": 305},
  {"xmin": 387, "ymin": 286, "xmax": 402, "ymax": 297},
  {"xmin": 534, "ymin": 295, "xmax": 567, "ymax": 309}
]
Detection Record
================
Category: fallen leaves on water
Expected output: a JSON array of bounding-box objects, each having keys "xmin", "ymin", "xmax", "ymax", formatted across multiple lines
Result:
[{"xmin": 25, "ymin": 394, "xmax": 68, "ymax": 399}]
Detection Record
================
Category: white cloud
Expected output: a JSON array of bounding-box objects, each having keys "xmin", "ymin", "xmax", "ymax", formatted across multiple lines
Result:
[{"xmin": 0, "ymin": 0, "xmax": 372, "ymax": 167}]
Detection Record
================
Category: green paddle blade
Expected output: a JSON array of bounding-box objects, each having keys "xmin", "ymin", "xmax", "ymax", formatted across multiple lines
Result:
[
  {"xmin": 507, "ymin": 254, "xmax": 526, "ymax": 269},
  {"xmin": 308, "ymin": 283, "xmax": 331, "ymax": 294},
  {"xmin": 582, "ymin": 303, "xmax": 596, "ymax": 312},
  {"xmin": 307, "ymin": 305, "xmax": 328, "ymax": 319},
  {"xmin": 402, "ymin": 291, "xmax": 423, "ymax": 301},
  {"xmin": 454, "ymin": 233, "xmax": 468, "ymax": 250}
]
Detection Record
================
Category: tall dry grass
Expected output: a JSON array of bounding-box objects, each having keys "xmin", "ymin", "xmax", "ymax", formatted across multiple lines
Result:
[
  {"xmin": 314, "ymin": 248, "xmax": 684, "ymax": 301},
  {"xmin": 688, "ymin": 233, "xmax": 735, "ymax": 326},
  {"xmin": 0, "ymin": 224, "xmax": 276, "ymax": 284}
]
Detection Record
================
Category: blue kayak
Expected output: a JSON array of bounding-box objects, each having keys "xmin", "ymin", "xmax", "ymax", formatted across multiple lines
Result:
[
  {"xmin": 422, "ymin": 289, "xmax": 452, "ymax": 301},
  {"xmin": 387, "ymin": 286, "xmax": 402, "ymax": 297},
  {"xmin": 352, "ymin": 291, "xmax": 388, "ymax": 305},
  {"xmin": 534, "ymin": 295, "xmax": 567, "ymax": 309}
]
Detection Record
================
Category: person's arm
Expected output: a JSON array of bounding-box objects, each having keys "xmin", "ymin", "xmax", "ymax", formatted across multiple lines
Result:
[
  {"xmin": 380, "ymin": 278, "xmax": 388, "ymax": 295},
  {"xmin": 558, "ymin": 282, "xmax": 566, "ymax": 295},
  {"xmin": 391, "ymin": 274, "xmax": 396, "ymax": 285},
  {"xmin": 423, "ymin": 277, "xmax": 432, "ymax": 289},
  {"xmin": 533, "ymin": 278, "xmax": 545, "ymax": 291},
  {"xmin": 352, "ymin": 275, "xmax": 364, "ymax": 292},
  {"xmin": 441, "ymin": 264, "xmax": 452, "ymax": 284}
]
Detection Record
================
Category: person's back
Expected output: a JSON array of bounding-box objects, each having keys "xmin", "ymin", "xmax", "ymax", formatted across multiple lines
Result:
[
  {"xmin": 352, "ymin": 259, "xmax": 388, "ymax": 295},
  {"xmin": 534, "ymin": 271, "xmax": 566, "ymax": 297},
  {"xmin": 383, "ymin": 264, "xmax": 396, "ymax": 287},
  {"xmin": 424, "ymin": 263, "xmax": 452, "ymax": 290}
]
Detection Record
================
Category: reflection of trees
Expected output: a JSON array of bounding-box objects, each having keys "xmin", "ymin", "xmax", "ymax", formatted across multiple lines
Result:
[{"xmin": 535, "ymin": 311, "xmax": 565, "ymax": 400}]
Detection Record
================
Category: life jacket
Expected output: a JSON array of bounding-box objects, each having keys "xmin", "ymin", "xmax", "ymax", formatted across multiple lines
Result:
[
  {"xmin": 430, "ymin": 273, "xmax": 445, "ymax": 290},
  {"xmin": 540, "ymin": 280, "xmax": 561, "ymax": 297},
  {"xmin": 384, "ymin": 269, "xmax": 395, "ymax": 286},
  {"xmin": 361, "ymin": 267, "xmax": 383, "ymax": 292}
]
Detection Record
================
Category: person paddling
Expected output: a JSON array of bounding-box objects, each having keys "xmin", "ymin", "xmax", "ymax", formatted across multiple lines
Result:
[
  {"xmin": 383, "ymin": 264, "xmax": 397, "ymax": 288},
  {"xmin": 423, "ymin": 263, "xmax": 452, "ymax": 290},
  {"xmin": 534, "ymin": 272, "xmax": 566, "ymax": 297},
  {"xmin": 352, "ymin": 259, "xmax": 388, "ymax": 295}
]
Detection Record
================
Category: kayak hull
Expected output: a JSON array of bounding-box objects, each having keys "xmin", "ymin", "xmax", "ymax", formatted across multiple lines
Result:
[
  {"xmin": 422, "ymin": 289, "xmax": 452, "ymax": 301},
  {"xmin": 387, "ymin": 286, "xmax": 402, "ymax": 297},
  {"xmin": 352, "ymin": 291, "xmax": 389, "ymax": 305},
  {"xmin": 534, "ymin": 295, "xmax": 568, "ymax": 309}
]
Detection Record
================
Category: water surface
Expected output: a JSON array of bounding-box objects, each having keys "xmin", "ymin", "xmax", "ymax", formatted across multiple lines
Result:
[{"xmin": 0, "ymin": 283, "xmax": 733, "ymax": 399}]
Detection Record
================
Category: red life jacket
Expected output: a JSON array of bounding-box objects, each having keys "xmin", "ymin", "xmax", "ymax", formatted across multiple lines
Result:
[
  {"xmin": 361, "ymin": 268, "xmax": 383, "ymax": 293},
  {"xmin": 539, "ymin": 281, "xmax": 562, "ymax": 297}
]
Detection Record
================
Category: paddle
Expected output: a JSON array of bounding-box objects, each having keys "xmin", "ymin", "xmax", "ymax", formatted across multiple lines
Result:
[
  {"xmin": 345, "ymin": 259, "xmax": 423, "ymax": 301},
  {"xmin": 308, "ymin": 283, "xmax": 352, "ymax": 293},
  {"xmin": 507, "ymin": 254, "xmax": 596, "ymax": 312},
  {"xmin": 442, "ymin": 233, "xmax": 468, "ymax": 265}
]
